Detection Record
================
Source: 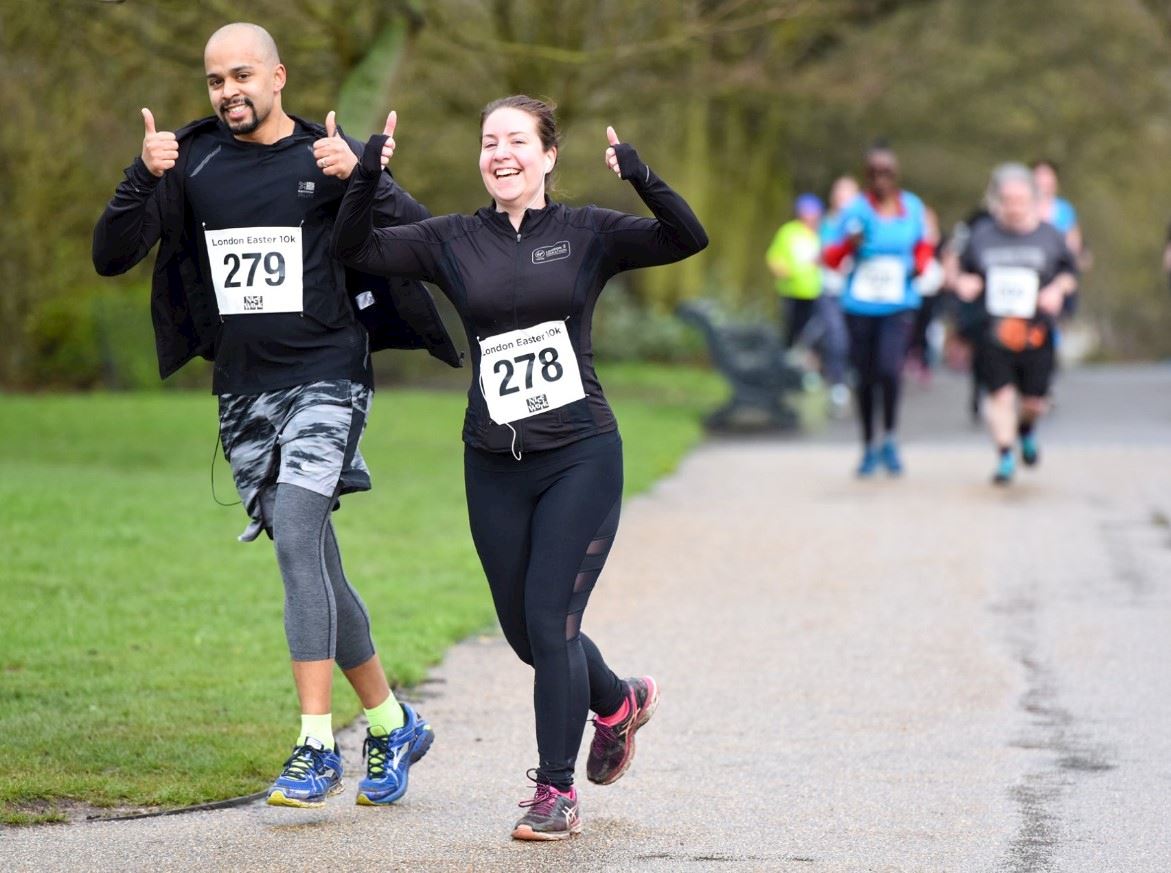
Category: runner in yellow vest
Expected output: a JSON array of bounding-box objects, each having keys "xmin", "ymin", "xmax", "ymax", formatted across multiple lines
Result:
[{"xmin": 766, "ymin": 194, "xmax": 824, "ymax": 348}]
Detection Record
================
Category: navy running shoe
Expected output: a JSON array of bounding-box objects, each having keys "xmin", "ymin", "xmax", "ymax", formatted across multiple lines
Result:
[
  {"xmin": 356, "ymin": 702, "xmax": 434, "ymax": 806},
  {"xmin": 266, "ymin": 738, "xmax": 343, "ymax": 808}
]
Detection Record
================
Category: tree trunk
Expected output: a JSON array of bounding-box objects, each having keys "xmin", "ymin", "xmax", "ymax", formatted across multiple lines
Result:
[{"xmin": 337, "ymin": 15, "xmax": 423, "ymax": 136}]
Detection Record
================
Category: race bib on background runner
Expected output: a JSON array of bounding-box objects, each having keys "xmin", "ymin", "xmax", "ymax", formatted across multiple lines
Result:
[
  {"xmin": 985, "ymin": 266, "xmax": 1039, "ymax": 318},
  {"xmin": 204, "ymin": 226, "xmax": 303, "ymax": 315},
  {"xmin": 793, "ymin": 235, "xmax": 820, "ymax": 265},
  {"xmin": 478, "ymin": 320, "xmax": 585, "ymax": 425},
  {"xmin": 851, "ymin": 256, "xmax": 907, "ymax": 304}
]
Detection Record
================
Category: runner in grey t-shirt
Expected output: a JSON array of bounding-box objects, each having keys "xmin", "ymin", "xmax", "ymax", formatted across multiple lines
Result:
[{"xmin": 955, "ymin": 163, "xmax": 1078, "ymax": 485}]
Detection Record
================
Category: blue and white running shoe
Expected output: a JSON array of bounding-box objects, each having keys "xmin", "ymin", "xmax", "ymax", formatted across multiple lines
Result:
[
  {"xmin": 266, "ymin": 737, "xmax": 343, "ymax": 808},
  {"xmin": 356, "ymin": 703, "xmax": 435, "ymax": 806}
]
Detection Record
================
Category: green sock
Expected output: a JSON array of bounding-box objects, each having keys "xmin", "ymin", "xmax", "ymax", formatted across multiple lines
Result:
[
  {"xmin": 298, "ymin": 713, "xmax": 334, "ymax": 748},
  {"xmin": 364, "ymin": 693, "xmax": 405, "ymax": 737}
]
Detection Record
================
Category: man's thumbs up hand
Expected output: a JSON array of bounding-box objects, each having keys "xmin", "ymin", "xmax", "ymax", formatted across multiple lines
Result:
[
  {"xmin": 314, "ymin": 110, "xmax": 357, "ymax": 180},
  {"xmin": 140, "ymin": 108, "xmax": 179, "ymax": 177},
  {"xmin": 379, "ymin": 111, "xmax": 397, "ymax": 169}
]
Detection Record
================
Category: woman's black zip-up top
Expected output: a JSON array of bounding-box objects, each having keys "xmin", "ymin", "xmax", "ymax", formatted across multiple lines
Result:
[{"xmin": 332, "ymin": 134, "xmax": 708, "ymax": 454}]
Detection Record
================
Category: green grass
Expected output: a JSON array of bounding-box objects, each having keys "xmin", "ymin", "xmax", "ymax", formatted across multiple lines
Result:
[{"xmin": 0, "ymin": 363, "xmax": 724, "ymax": 823}]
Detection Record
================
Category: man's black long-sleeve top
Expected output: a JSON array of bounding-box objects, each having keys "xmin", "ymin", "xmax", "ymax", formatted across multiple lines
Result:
[{"xmin": 93, "ymin": 115, "xmax": 460, "ymax": 389}]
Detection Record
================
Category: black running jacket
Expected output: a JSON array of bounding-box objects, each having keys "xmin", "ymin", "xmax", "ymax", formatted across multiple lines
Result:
[{"xmin": 92, "ymin": 115, "xmax": 460, "ymax": 380}]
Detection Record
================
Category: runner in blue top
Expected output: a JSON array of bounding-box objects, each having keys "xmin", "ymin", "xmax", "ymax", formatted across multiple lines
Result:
[
  {"xmin": 1032, "ymin": 159, "xmax": 1085, "ymax": 318},
  {"xmin": 1032, "ymin": 160, "xmax": 1080, "ymax": 238},
  {"xmin": 823, "ymin": 145, "xmax": 934, "ymax": 477}
]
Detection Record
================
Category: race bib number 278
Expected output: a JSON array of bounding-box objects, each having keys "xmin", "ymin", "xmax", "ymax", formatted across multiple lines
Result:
[
  {"xmin": 204, "ymin": 226, "xmax": 304, "ymax": 315},
  {"xmin": 478, "ymin": 320, "xmax": 585, "ymax": 425}
]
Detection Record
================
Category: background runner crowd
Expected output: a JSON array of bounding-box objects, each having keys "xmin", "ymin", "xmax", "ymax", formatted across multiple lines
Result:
[{"xmin": 765, "ymin": 146, "xmax": 1085, "ymax": 486}]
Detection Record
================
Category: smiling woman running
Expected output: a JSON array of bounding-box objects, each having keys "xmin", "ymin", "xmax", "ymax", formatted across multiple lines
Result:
[{"xmin": 332, "ymin": 95, "xmax": 707, "ymax": 840}]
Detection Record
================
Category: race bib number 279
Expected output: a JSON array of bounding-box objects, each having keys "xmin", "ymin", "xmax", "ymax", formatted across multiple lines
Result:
[
  {"xmin": 204, "ymin": 226, "xmax": 304, "ymax": 315},
  {"xmin": 478, "ymin": 320, "xmax": 585, "ymax": 425}
]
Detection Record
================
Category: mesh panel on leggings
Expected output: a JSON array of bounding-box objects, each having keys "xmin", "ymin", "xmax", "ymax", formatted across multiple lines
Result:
[
  {"xmin": 585, "ymin": 535, "xmax": 612, "ymax": 556},
  {"xmin": 565, "ymin": 610, "xmax": 582, "ymax": 641},
  {"xmin": 563, "ymin": 499, "xmax": 620, "ymax": 641},
  {"xmin": 565, "ymin": 533, "xmax": 612, "ymax": 639}
]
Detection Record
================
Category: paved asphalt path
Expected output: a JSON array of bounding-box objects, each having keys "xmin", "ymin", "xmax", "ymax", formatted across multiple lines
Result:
[{"xmin": 4, "ymin": 365, "xmax": 1170, "ymax": 872}]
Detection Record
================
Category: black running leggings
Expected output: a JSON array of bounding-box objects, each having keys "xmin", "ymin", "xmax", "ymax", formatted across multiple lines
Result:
[
  {"xmin": 464, "ymin": 431, "xmax": 628, "ymax": 790},
  {"xmin": 847, "ymin": 311, "xmax": 913, "ymax": 444}
]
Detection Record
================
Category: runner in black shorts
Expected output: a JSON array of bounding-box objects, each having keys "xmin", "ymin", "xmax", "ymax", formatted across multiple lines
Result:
[
  {"xmin": 954, "ymin": 164, "xmax": 1078, "ymax": 485},
  {"xmin": 93, "ymin": 22, "xmax": 458, "ymax": 809},
  {"xmin": 942, "ymin": 208, "xmax": 994, "ymax": 422},
  {"xmin": 333, "ymin": 96, "xmax": 707, "ymax": 840}
]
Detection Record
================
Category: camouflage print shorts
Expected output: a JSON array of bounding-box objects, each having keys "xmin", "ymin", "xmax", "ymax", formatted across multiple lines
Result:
[{"xmin": 218, "ymin": 380, "xmax": 372, "ymax": 540}]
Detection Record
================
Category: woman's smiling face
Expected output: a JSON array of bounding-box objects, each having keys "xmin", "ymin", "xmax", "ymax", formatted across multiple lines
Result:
[{"xmin": 480, "ymin": 106, "xmax": 556, "ymax": 214}]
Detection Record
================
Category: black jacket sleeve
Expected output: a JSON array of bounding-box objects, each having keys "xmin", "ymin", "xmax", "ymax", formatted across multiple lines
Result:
[
  {"xmin": 332, "ymin": 135, "xmax": 451, "ymax": 284},
  {"xmin": 92, "ymin": 157, "xmax": 165, "ymax": 276},
  {"xmin": 593, "ymin": 143, "xmax": 709, "ymax": 273},
  {"xmin": 373, "ymin": 173, "xmax": 431, "ymax": 227}
]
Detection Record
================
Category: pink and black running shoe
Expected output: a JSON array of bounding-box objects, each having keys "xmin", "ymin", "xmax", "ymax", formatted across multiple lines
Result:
[{"xmin": 586, "ymin": 676, "xmax": 659, "ymax": 785}]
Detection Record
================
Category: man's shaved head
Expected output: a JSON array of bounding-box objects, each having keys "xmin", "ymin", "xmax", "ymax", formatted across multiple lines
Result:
[
  {"xmin": 203, "ymin": 22, "xmax": 288, "ymax": 141},
  {"xmin": 204, "ymin": 22, "xmax": 280, "ymax": 68}
]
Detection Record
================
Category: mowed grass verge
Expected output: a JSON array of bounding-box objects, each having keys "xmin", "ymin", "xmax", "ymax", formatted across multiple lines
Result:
[{"xmin": 0, "ymin": 363, "xmax": 724, "ymax": 824}]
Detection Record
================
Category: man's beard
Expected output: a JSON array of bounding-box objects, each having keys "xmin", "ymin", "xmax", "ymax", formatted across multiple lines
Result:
[{"xmin": 222, "ymin": 98, "xmax": 266, "ymax": 135}]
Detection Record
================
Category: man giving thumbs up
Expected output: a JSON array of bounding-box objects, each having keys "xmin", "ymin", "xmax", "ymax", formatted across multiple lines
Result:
[{"xmin": 92, "ymin": 21, "xmax": 458, "ymax": 812}]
